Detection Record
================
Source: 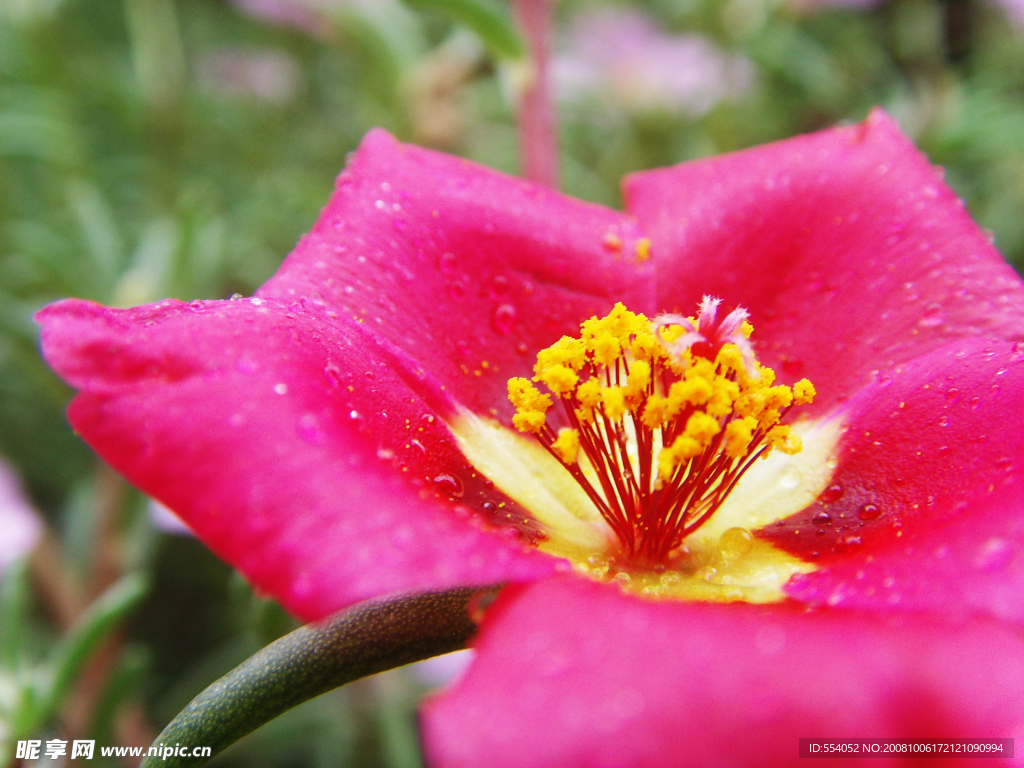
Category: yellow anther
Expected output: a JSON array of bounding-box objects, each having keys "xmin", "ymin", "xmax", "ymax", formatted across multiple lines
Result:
[
  {"xmin": 659, "ymin": 324, "xmax": 686, "ymax": 344},
  {"xmin": 685, "ymin": 358, "xmax": 716, "ymax": 383},
  {"xmin": 716, "ymin": 344, "xmax": 745, "ymax": 375},
  {"xmin": 667, "ymin": 378, "xmax": 713, "ymax": 412},
  {"xmin": 794, "ymin": 378, "xmax": 816, "ymax": 405},
  {"xmin": 534, "ymin": 336, "xmax": 587, "ymax": 373},
  {"xmin": 576, "ymin": 378, "xmax": 602, "ymax": 408},
  {"xmin": 684, "ymin": 411, "xmax": 721, "ymax": 448},
  {"xmin": 766, "ymin": 425, "xmax": 802, "ymax": 455},
  {"xmin": 641, "ymin": 395, "xmax": 671, "ymax": 429},
  {"xmin": 724, "ymin": 416, "xmax": 758, "ymax": 459},
  {"xmin": 535, "ymin": 364, "xmax": 579, "ymax": 397},
  {"xmin": 508, "ymin": 377, "xmax": 551, "ymax": 412},
  {"xmin": 631, "ymin": 332, "xmax": 664, "ymax": 362},
  {"xmin": 740, "ymin": 320, "xmax": 753, "ymax": 338},
  {"xmin": 591, "ymin": 332, "xmax": 622, "ymax": 367},
  {"xmin": 602, "ymin": 386, "xmax": 627, "ymax": 421},
  {"xmin": 551, "ymin": 428, "xmax": 580, "ymax": 464},
  {"xmin": 626, "ymin": 360, "xmax": 651, "ymax": 395},
  {"xmin": 512, "ymin": 410, "xmax": 548, "ymax": 434},
  {"xmin": 763, "ymin": 385, "xmax": 794, "ymax": 411}
]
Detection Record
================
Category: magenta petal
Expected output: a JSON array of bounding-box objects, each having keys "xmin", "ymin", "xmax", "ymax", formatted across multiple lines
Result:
[
  {"xmin": 259, "ymin": 129, "xmax": 655, "ymax": 422},
  {"xmin": 626, "ymin": 109, "xmax": 1024, "ymax": 411},
  {"xmin": 423, "ymin": 576, "xmax": 1024, "ymax": 768},
  {"xmin": 762, "ymin": 337, "xmax": 1024, "ymax": 563},
  {"xmin": 787, "ymin": 484, "xmax": 1024, "ymax": 626},
  {"xmin": 38, "ymin": 298, "xmax": 556, "ymax": 621}
]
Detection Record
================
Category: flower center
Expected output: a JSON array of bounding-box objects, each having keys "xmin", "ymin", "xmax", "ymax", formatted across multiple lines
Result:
[{"xmin": 508, "ymin": 300, "xmax": 816, "ymax": 568}]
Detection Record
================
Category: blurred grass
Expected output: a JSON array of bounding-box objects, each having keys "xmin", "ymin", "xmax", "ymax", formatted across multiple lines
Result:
[{"xmin": 4, "ymin": 0, "xmax": 1024, "ymax": 765}]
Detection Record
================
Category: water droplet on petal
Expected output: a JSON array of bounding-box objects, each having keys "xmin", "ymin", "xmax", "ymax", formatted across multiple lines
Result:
[
  {"xmin": 296, "ymin": 413, "xmax": 323, "ymax": 445},
  {"xmin": 439, "ymin": 252, "xmax": 457, "ymax": 274},
  {"xmin": 820, "ymin": 484, "xmax": 844, "ymax": 503},
  {"xmin": 970, "ymin": 396, "xmax": 982, "ymax": 410},
  {"xmin": 719, "ymin": 527, "xmax": 753, "ymax": 557},
  {"xmin": 812, "ymin": 511, "xmax": 832, "ymax": 525},
  {"xmin": 975, "ymin": 538, "xmax": 1013, "ymax": 572},
  {"xmin": 274, "ymin": 383, "xmax": 288, "ymax": 395},
  {"xmin": 782, "ymin": 359, "xmax": 804, "ymax": 377},
  {"xmin": 490, "ymin": 274, "xmax": 510, "ymax": 296},
  {"xmin": 945, "ymin": 387, "xmax": 961, "ymax": 405},
  {"xmin": 324, "ymin": 364, "xmax": 343, "ymax": 388},
  {"xmin": 777, "ymin": 464, "xmax": 802, "ymax": 490},
  {"xmin": 918, "ymin": 303, "xmax": 944, "ymax": 328},
  {"xmin": 492, "ymin": 304, "xmax": 517, "ymax": 335},
  {"xmin": 349, "ymin": 410, "xmax": 361, "ymax": 420},
  {"xmin": 856, "ymin": 503, "xmax": 881, "ymax": 521},
  {"xmin": 433, "ymin": 473, "xmax": 464, "ymax": 500},
  {"xmin": 696, "ymin": 566, "xmax": 718, "ymax": 582}
]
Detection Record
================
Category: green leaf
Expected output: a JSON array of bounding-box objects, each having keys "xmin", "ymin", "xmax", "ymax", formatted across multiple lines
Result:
[
  {"xmin": 140, "ymin": 586, "xmax": 495, "ymax": 768},
  {"xmin": 402, "ymin": 0, "xmax": 525, "ymax": 60},
  {"xmin": 39, "ymin": 573, "xmax": 148, "ymax": 727}
]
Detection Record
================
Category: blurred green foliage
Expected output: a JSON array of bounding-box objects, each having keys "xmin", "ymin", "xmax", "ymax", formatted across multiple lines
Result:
[{"xmin": 3, "ymin": 0, "xmax": 1024, "ymax": 765}]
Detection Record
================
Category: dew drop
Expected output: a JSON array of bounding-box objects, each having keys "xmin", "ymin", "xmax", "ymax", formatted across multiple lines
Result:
[
  {"xmin": 918, "ymin": 303, "xmax": 944, "ymax": 328},
  {"xmin": 856, "ymin": 503, "xmax": 881, "ymax": 521},
  {"xmin": 188, "ymin": 301, "xmax": 204, "ymax": 312},
  {"xmin": 492, "ymin": 303, "xmax": 517, "ymax": 335},
  {"xmin": 812, "ymin": 511, "xmax": 832, "ymax": 525},
  {"xmin": 613, "ymin": 571, "xmax": 632, "ymax": 585},
  {"xmin": 490, "ymin": 274, "xmax": 510, "ymax": 296},
  {"xmin": 781, "ymin": 359, "xmax": 804, "ymax": 377},
  {"xmin": 945, "ymin": 387, "xmax": 961, "ymax": 405},
  {"xmin": 481, "ymin": 501, "xmax": 497, "ymax": 513},
  {"xmin": 433, "ymin": 473, "xmax": 464, "ymax": 500},
  {"xmin": 659, "ymin": 571, "xmax": 681, "ymax": 586},
  {"xmin": 324, "ymin": 364, "xmax": 343, "ymax": 388},
  {"xmin": 516, "ymin": 342, "xmax": 529, "ymax": 356},
  {"xmin": 975, "ymin": 537, "xmax": 1013, "ymax": 573},
  {"xmin": 970, "ymin": 396, "xmax": 982, "ymax": 410},
  {"xmin": 696, "ymin": 566, "xmax": 718, "ymax": 582},
  {"xmin": 230, "ymin": 293, "xmax": 243, "ymax": 301},
  {"xmin": 296, "ymin": 413, "xmax": 323, "ymax": 445},
  {"xmin": 438, "ymin": 252, "xmax": 457, "ymax": 274},
  {"xmin": 719, "ymin": 527, "xmax": 753, "ymax": 557},
  {"xmin": 349, "ymin": 410, "xmax": 361, "ymax": 420},
  {"xmin": 777, "ymin": 464, "xmax": 802, "ymax": 490},
  {"xmin": 820, "ymin": 484, "xmax": 844, "ymax": 503}
]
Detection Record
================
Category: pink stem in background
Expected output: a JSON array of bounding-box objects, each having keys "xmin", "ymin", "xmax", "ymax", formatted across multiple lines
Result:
[{"xmin": 513, "ymin": 0, "xmax": 559, "ymax": 189}]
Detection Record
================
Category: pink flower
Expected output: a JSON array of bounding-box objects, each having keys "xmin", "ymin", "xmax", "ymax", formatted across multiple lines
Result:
[
  {"xmin": 38, "ymin": 110, "xmax": 1024, "ymax": 766},
  {"xmin": 554, "ymin": 8, "xmax": 754, "ymax": 116},
  {"xmin": 0, "ymin": 458, "xmax": 42, "ymax": 577}
]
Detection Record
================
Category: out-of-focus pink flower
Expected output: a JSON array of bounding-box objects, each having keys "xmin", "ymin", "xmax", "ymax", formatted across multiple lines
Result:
[
  {"xmin": 0, "ymin": 459, "xmax": 42, "ymax": 575},
  {"xmin": 197, "ymin": 48, "xmax": 302, "ymax": 105},
  {"xmin": 37, "ymin": 111, "xmax": 1024, "ymax": 765},
  {"xmin": 230, "ymin": 0, "xmax": 333, "ymax": 39},
  {"xmin": 554, "ymin": 8, "xmax": 754, "ymax": 116}
]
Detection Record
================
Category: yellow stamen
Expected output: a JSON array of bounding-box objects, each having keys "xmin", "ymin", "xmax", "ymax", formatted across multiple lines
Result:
[{"xmin": 508, "ymin": 301, "xmax": 817, "ymax": 566}]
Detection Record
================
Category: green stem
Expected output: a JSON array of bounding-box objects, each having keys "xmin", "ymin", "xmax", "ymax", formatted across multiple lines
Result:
[{"xmin": 139, "ymin": 586, "xmax": 497, "ymax": 768}]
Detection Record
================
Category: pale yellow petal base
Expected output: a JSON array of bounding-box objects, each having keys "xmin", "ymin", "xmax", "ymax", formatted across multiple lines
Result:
[{"xmin": 448, "ymin": 410, "xmax": 843, "ymax": 603}]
